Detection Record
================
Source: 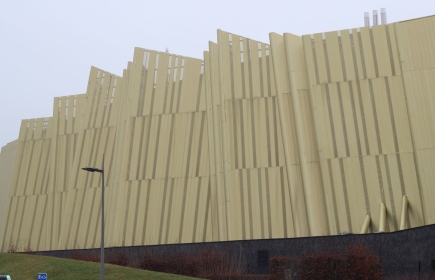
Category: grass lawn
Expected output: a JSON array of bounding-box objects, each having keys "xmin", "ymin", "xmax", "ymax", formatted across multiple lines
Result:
[{"xmin": 0, "ymin": 253, "xmax": 202, "ymax": 280}]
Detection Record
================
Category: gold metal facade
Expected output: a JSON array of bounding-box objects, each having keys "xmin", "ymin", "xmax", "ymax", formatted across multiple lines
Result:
[{"xmin": 1, "ymin": 15, "xmax": 434, "ymax": 251}]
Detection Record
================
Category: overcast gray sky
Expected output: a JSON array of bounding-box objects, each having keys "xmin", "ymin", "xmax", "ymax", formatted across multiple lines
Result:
[{"xmin": 1, "ymin": 0, "xmax": 434, "ymax": 148}]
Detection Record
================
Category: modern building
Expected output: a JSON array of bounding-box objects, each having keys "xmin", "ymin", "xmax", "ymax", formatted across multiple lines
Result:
[{"xmin": 1, "ymin": 12, "xmax": 435, "ymax": 252}]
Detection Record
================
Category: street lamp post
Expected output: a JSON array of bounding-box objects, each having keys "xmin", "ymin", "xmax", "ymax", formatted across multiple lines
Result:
[{"xmin": 82, "ymin": 154, "xmax": 105, "ymax": 280}]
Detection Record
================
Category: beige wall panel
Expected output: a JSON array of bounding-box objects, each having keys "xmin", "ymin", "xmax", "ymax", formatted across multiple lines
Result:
[
  {"xmin": 281, "ymin": 94, "xmax": 299, "ymax": 163},
  {"xmin": 229, "ymin": 170, "xmax": 242, "ymax": 241},
  {"xmin": 404, "ymin": 70, "xmax": 435, "ymax": 149},
  {"xmin": 418, "ymin": 18, "xmax": 435, "ymax": 69},
  {"xmin": 350, "ymin": 29, "xmax": 366, "ymax": 80},
  {"xmin": 130, "ymin": 50, "xmax": 146, "ymax": 116},
  {"xmin": 325, "ymin": 32, "xmax": 343, "ymax": 83},
  {"xmin": 400, "ymin": 152, "xmax": 424, "ymax": 227},
  {"xmin": 171, "ymin": 179, "xmax": 186, "ymax": 244},
  {"xmin": 425, "ymin": 17, "xmax": 435, "ymax": 68},
  {"xmin": 125, "ymin": 182, "xmax": 141, "ymax": 246},
  {"xmin": 228, "ymin": 101, "xmax": 239, "ymax": 169},
  {"xmin": 359, "ymin": 28, "xmax": 376, "ymax": 79},
  {"xmin": 23, "ymin": 139, "xmax": 40, "ymax": 196},
  {"xmin": 267, "ymin": 167, "xmax": 285, "ymax": 238},
  {"xmin": 124, "ymin": 181, "xmax": 139, "ymax": 246},
  {"xmin": 22, "ymin": 196, "xmax": 37, "ymax": 248},
  {"xmin": 15, "ymin": 194, "xmax": 32, "ymax": 247},
  {"xmin": 229, "ymin": 35, "xmax": 243, "ymax": 100},
  {"xmin": 2, "ymin": 197, "xmax": 18, "ymax": 251},
  {"xmin": 217, "ymin": 30, "xmax": 232, "ymax": 101},
  {"xmin": 388, "ymin": 77, "xmax": 413, "ymax": 153},
  {"xmin": 209, "ymin": 43, "xmax": 221, "ymax": 106},
  {"xmin": 287, "ymin": 34, "xmax": 309, "ymax": 88},
  {"xmin": 75, "ymin": 186, "xmax": 93, "ymax": 248},
  {"xmin": 15, "ymin": 140, "xmax": 31, "ymax": 196},
  {"xmin": 240, "ymin": 170, "xmax": 252, "ymax": 239},
  {"xmin": 252, "ymin": 98, "xmax": 265, "ymax": 168},
  {"xmin": 182, "ymin": 179, "xmax": 197, "ymax": 243},
  {"xmin": 341, "ymin": 157, "xmax": 365, "ymax": 233},
  {"xmin": 129, "ymin": 118, "xmax": 143, "ymax": 180},
  {"xmin": 257, "ymin": 99, "xmax": 269, "ymax": 168},
  {"xmin": 82, "ymin": 187, "xmax": 100, "ymax": 248},
  {"xmin": 340, "ymin": 30, "xmax": 357, "ymax": 81},
  {"xmin": 111, "ymin": 179, "xmax": 129, "ymax": 246},
  {"xmin": 363, "ymin": 156, "xmax": 382, "ymax": 220},
  {"xmin": 242, "ymin": 100, "xmax": 254, "ymax": 168},
  {"xmin": 241, "ymin": 37, "xmax": 251, "ymax": 99},
  {"xmin": 385, "ymin": 24, "xmax": 402, "ymax": 75},
  {"xmin": 55, "ymin": 192, "xmax": 66, "ymax": 249},
  {"xmin": 313, "ymin": 33, "xmax": 328, "ymax": 84},
  {"xmin": 29, "ymin": 194, "xmax": 47, "ymax": 251},
  {"xmin": 179, "ymin": 59, "xmax": 203, "ymax": 113},
  {"xmin": 410, "ymin": 20, "xmax": 426, "ymax": 70},
  {"xmin": 89, "ymin": 188, "xmax": 105, "ymax": 249},
  {"xmin": 372, "ymin": 26, "xmax": 391, "ymax": 77},
  {"xmin": 217, "ymin": 173, "xmax": 228, "ymax": 239},
  {"xmin": 339, "ymin": 83, "xmax": 359, "ymax": 156},
  {"xmin": 249, "ymin": 169, "xmax": 262, "ymax": 240},
  {"xmin": 314, "ymin": 85, "xmax": 333, "ymax": 158},
  {"xmin": 384, "ymin": 153, "xmax": 407, "ymax": 225},
  {"xmin": 302, "ymin": 35, "xmax": 317, "ymax": 84},
  {"xmin": 142, "ymin": 51, "xmax": 159, "ymax": 117},
  {"xmin": 59, "ymin": 96, "xmax": 67, "ymax": 134},
  {"xmin": 328, "ymin": 83, "xmax": 347, "ymax": 157},
  {"xmin": 320, "ymin": 161, "xmax": 338, "ymax": 234},
  {"xmin": 144, "ymin": 116, "xmax": 160, "ymax": 180},
  {"xmin": 151, "ymin": 54, "xmax": 169, "ymax": 116},
  {"xmin": 68, "ymin": 188, "xmax": 86, "ymax": 248},
  {"xmin": 0, "ymin": 141, "xmax": 18, "ymax": 238},
  {"xmin": 156, "ymin": 115, "xmax": 171, "ymax": 179},
  {"xmin": 359, "ymin": 80, "xmax": 380, "ymax": 155},
  {"xmin": 249, "ymin": 41, "xmax": 262, "ymax": 98},
  {"xmin": 283, "ymin": 166, "xmax": 299, "ymax": 237},
  {"xmin": 329, "ymin": 159, "xmax": 349, "ymax": 233},
  {"xmin": 417, "ymin": 149, "xmax": 435, "ymax": 224},
  {"xmin": 406, "ymin": 72, "xmax": 428, "ymax": 148},
  {"xmin": 400, "ymin": 21, "xmax": 417, "ymax": 71},
  {"xmin": 377, "ymin": 155, "xmax": 399, "ymax": 232},
  {"xmin": 371, "ymin": 78, "xmax": 395, "ymax": 154},
  {"xmin": 270, "ymin": 36, "xmax": 291, "ymax": 94},
  {"xmin": 198, "ymin": 116, "xmax": 210, "ymax": 177}
]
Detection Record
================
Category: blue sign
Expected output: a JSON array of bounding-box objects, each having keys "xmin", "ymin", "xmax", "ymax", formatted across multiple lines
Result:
[{"xmin": 37, "ymin": 273, "xmax": 47, "ymax": 280}]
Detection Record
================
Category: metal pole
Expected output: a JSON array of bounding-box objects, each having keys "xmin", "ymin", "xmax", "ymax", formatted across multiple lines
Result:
[{"xmin": 101, "ymin": 153, "xmax": 105, "ymax": 280}]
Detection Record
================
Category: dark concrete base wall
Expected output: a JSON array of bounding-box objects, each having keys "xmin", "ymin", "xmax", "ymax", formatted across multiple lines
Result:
[{"xmin": 34, "ymin": 224, "xmax": 435, "ymax": 277}]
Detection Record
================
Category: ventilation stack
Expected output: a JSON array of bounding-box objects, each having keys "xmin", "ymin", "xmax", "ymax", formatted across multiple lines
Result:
[
  {"xmin": 381, "ymin": 8, "xmax": 387, "ymax": 25},
  {"xmin": 373, "ymin": 10, "xmax": 379, "ymax": 26},
  {"xmin": 364, "ymin": 12, "xmax": 370, "ymax": 27}
]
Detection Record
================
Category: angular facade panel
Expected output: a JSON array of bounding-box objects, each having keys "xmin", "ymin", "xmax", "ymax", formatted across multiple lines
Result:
[{"xmin": 1, "ymin": 15, "xmax": 435, "ymax": 251}]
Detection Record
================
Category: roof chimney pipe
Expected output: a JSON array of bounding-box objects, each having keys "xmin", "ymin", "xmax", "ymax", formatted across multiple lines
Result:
[
  {"xmin": 364, "ymin": 12, "xmax": 370, "ymax": 27},
  {"xmin": 381, "ymin": 8, "xmax": 387, "ymax": 24},
  {"xmin": 373, "ymin": 10, "xmax": 379, "ymax": 26}
]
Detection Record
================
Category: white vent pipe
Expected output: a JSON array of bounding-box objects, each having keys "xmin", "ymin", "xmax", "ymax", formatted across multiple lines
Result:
[
  {"xmin": 364, "ymin": 12, "xmax": 370, "ymax": 27},
  {"xmin": 373, "ymin": 10, "xmax": 379, "ymax": 26},
  {"xmin": 381, "ymin": 8, "xmax": 387, "ymax": 25}
]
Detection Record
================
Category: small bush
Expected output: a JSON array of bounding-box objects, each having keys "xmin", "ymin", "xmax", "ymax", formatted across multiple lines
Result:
[
  {"xmin": 269, "ymin": 256, "xmax": 298, "ymax": 280},
  {"xmin": 69, "ymin": 251, "xmax": 100, "ymax": 263},
  {"xmin": 299, "ymin": 253, "xmax": 344, "ymax": 280},
  {"xmin": 138, "ymin": 248, "xmax": 249, "ymax": 279},
  {"xmin": 107, "ymin": 250, "xmax": 128, "ymax": 266},
  {"xmin": 270, "ymin": 243, "xmax": 382, "ymax": 280},
  {"xmin": 343, "ymin": 243, "xmax": 382, "ymax": 280}
]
